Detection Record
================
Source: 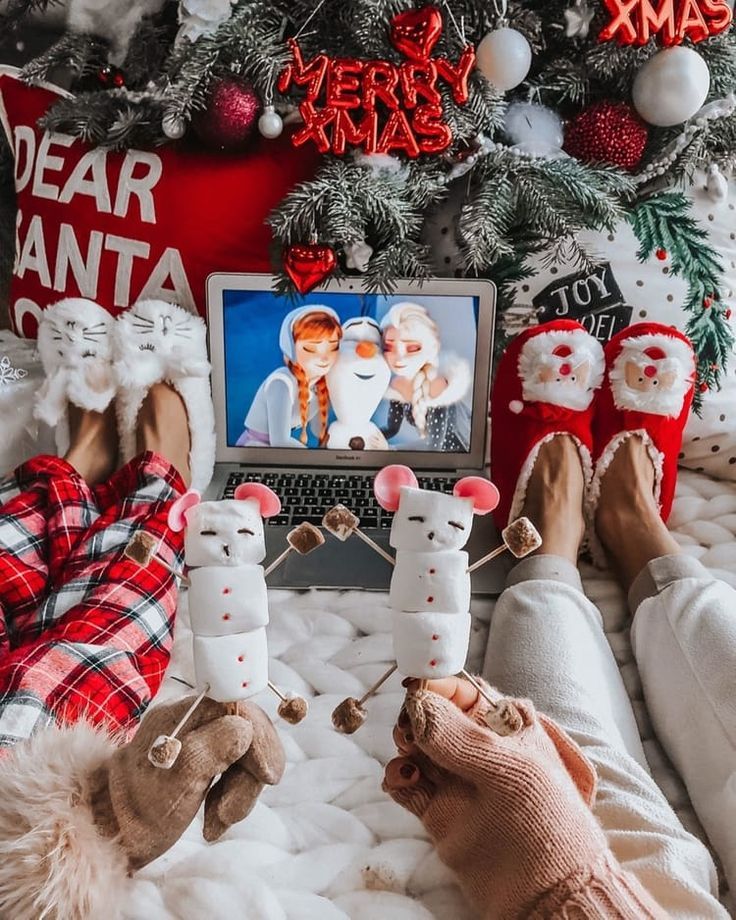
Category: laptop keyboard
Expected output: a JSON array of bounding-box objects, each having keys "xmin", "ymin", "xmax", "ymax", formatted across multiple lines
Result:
[{"xmin": 222, "ymin": 471, "xmax": 459, "ymax": 529}]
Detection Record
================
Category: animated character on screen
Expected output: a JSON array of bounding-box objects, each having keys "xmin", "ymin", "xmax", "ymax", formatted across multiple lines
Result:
[
  {"xmin": 326, "ymin": 317, "xmax": 391, "ymax": 450},
  {"xmin": 237, "ymin": 306, "xmax": 343, "ymax": 448},
  {"xmin": 324, "ymin": 466, "xmax": 541, "ymax": 735},
  {"xmin": 380, "ymin": 303, "xmax": 471, "ymax": 451}
]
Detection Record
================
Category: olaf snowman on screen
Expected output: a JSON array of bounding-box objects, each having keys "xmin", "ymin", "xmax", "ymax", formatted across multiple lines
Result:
[
  {"xmin": 125, "ymin": 483, "xmax": 323, "ymax": 767},
  {"xmin": 327, "ymin": 466, "xmax": 542, "ymax": 734},
  {"xmin": 326, "ymin": 317, "xmax": 391, "ymax": 450}
]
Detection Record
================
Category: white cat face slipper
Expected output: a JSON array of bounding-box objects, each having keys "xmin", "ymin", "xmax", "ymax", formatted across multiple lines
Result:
[
  {"xmin": 113, "ymin": 300, "xmax": 216, "ymax": 492},
  {"xmin": 33, "ymin": 298, "xmax": 117, "ymax": 455}
]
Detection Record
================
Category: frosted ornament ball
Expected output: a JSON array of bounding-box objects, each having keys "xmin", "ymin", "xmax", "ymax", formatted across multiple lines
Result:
[
  {"xmin": 476, "ymin": 27, "xmax": 532, "ymax": 92},
  {"xmin": 504, "ymin": 102, "xmax": 565, "ymax": 158},
  {"xmin": 632, "ymin": 47, "xmax": 710, "ymax": 127},
  {"xmin": 258, "ymin": 105, "xmax": 284, "ymax": 139}
]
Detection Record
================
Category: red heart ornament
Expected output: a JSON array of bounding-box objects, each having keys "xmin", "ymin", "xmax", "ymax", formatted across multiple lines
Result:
[
  {"xmin": 284, "ymin": 243, "xmax": 337, "ymax": 294},
  {"xmin": 390, "ymin": 6, "xmax": 443, "ymax": 62}
]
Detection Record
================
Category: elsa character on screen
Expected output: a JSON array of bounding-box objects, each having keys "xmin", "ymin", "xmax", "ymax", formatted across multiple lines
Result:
[
  {"xmin": 380, "ymin": 302, "xmax": 471, "ymax": 451},
  {"xmin": 236, "ymin": 306, "xmax": 343, "ymax": 448}
]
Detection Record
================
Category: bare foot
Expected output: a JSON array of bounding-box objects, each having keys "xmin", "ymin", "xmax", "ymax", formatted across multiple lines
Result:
[
  {"xmin": 136, "ymin": 383, "xmax": 192, "ymax": 488},
  {"xmin": 521, "ymin": 435, "xmax": 586, "ymax": 564},
  {"xmin": 64, "ymin": 404, "xmax": 118, "ymax": 485},
  {"xmin": 595, "ymin": 435, "xmax": 680, "ymax": 589}
]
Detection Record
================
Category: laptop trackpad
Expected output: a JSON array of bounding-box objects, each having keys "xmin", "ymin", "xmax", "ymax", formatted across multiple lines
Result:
[{"xmin": 266, "ymin": 530, "xmax": 394, "ymax": 590}]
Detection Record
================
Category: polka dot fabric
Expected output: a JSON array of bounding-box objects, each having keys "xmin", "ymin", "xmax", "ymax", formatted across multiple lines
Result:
[{"xmin": 423, "ymin": 170, "xmax": 736, "ymax": 481}]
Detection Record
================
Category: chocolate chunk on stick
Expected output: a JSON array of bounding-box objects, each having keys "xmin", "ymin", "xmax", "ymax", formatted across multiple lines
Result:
[
  {"xmin": 265, "ymin": 522, "xmax": 325, "ymax": 577},
  {"xmin": 467, "ymin": 517, "xmax": 542, "ymax": 573},
  {"xmin": 124, "ymin": 531, "xmax": 189, "ymax": 584},
  {"xmin": 287, "ymin": 522, "xmax": 325, "ymax": 554},
  {"xmin": 323, "ymin": 504, "xmax": 395, "ymax": 566},
  {"xmin": 503, "ymin": 516, "xmax": 542, "ymax": 559},
  {"xmin": 124, "ymin": 531, "xmax": 159, "ymax": 566},
  {"xmin": 322, "ymin": 504, "xmax": 360, "ymax": 541}
]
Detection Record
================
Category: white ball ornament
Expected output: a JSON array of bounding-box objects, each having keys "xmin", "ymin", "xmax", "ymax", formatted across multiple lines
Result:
[
  {"xmin": 476, "ymin": 27, "xmax": 532, "ymax": 92},
  {"xmin": 162, "ymin": 111, "xmax": 186, "ymax": 140},
  {"xmin": 504, "ymin": 102, "xmax": 565, "ymax": 157},
  {"xmin": 633, "ymin": 47, "xmax": 710, "ymax": 127},
  {"xmin": 258, "ymin": 104, "xmax": 284, "ymax": 139}
]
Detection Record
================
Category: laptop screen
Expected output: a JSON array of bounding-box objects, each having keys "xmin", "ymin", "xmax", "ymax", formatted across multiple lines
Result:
[{"xmin": 221, "ymin": 289, "xmax": 480, "ymax": 454}]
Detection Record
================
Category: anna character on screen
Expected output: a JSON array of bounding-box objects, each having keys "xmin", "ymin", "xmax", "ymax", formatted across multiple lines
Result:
[
  {"xmin": 380, "ymin": 303, "xmax": 471, "ymax": 451},
  {"xmin": 237, "ymin": 306, "xmax": 343, "ymax": 448}
]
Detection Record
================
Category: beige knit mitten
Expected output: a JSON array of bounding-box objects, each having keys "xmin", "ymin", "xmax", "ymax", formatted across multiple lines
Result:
[
  {"xmin": 384, "ymin": 686, "xmax": 668, "ymax": 920},
  {"xmin": 90, "ymin": 695, "xmax": 285, "ymax": 869}
]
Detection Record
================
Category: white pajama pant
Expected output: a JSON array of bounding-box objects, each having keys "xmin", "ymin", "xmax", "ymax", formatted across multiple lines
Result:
[{"xmin": 484, "ymin": 554, "xmax": 736, "ymax": 920}]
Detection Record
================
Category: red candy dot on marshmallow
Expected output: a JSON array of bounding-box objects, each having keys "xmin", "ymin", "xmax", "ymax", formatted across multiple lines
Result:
[
  {"xmin": 238, "ymin": 655, "xmax": 244, "ymax": 662},
  {"xmin": 223, "ymin": 587, "xmax": 231, "ymax": 595},
  {"xmin": 222, "ymin": 613, "xmax": 231, "ymax": 621},
  {"xmin": 432, "ymin": 634, "xmax": 439, "ymax": 641},
  {"xmin": 242, "ymin": 681, "xmax": 249, "ymax": 688},
  {"xmin": 429, "ymin": 568, "xmax": 436, "ymax": 575},
  {"xmin": 430, "ymin": 659, "xmax": 438, "ymax": 667},
  {"xmin": 427, "ymin": 596, "xmax": 434, "ymax": 603}
]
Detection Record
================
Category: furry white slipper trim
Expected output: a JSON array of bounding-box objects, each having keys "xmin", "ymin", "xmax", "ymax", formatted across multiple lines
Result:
[
  {"xmin": 0, "ymin": 722, "xmax": 127, "ymax": 920},
  {"xmin": 33, "ymin": 299, "xmax": 117, "ymax": 456},
  {"xmin": 587, "ymin": 430, "xmax": 664, "ymax": 568},
  {"xmin": 508, "ymin": 431, "xmax": 593, "ymax": 551},
  {"xmin": 113, "ymin": 300, "xmax": 216, "ymax": 492}
]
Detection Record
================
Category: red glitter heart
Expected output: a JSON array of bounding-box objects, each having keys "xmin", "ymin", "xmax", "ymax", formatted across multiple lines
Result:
[
  {"xmin": 284, "ymin": 243, "xmax": 337, "ymax": 294},
  {"xmin": 390, "ymin": 6, "xmax": 443, "ymax": 62}
]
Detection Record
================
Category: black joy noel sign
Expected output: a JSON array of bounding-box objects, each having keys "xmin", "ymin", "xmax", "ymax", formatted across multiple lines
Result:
[{"xmin": 534, "ymin": 263, "xmax": 633, "ymax": 343}]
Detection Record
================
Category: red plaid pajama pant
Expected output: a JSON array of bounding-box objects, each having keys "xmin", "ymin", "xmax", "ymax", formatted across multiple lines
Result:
[{"xmin": 0, "ymin": 451, "xmax": 185, "ymax": 749}]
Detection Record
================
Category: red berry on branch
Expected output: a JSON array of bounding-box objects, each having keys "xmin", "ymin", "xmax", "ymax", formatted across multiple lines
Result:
[
  {"xmin": 699, "ymin": 382, "xmax": 709, "ymax": 393},
  {"xmin": 656, "ymin": 248, "xmax": 667, "ymax": 261},
  {"xmin": 704, "ymin": 296, "xmax": 713, "ymax": 308},
  {"xmin": 563, "ymin": 101, "xmax": 649, "ymax": 171},
  {"xmin": 726, "ymin": 308, "xmax": 733, "ymax": 320}
]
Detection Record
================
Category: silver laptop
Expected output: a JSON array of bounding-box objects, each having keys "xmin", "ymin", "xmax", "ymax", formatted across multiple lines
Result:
[{"xmin": 206, "ymin": 273, "xmax": 507, "ymax": 594}]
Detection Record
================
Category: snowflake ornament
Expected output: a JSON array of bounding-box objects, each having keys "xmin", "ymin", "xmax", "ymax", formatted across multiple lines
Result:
[
  {"xmin": 565, "ymin": 0, "xmax": 595, "ymax": 38},
  {"xmin": 0, "ymin": 355, "xmax": 28, "ymax": 386}
]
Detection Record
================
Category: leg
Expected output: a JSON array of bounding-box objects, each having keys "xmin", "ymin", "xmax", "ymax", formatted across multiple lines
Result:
[
  {"xmin": 0, "ymin": 384, "xmax": 191, "ymax": 747},
  {"xmin": 484, "ymin": 437, "xmax": 724, "ymax": 918},
  {"xmin": 597, "ymin": 436, "xmax": 736, "ymax": 893}
]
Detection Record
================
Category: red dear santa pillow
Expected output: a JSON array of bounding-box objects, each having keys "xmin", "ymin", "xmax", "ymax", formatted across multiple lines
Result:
[{"xmin": 0, "ymin": 68, "xmax": 318, "ymax": 337}]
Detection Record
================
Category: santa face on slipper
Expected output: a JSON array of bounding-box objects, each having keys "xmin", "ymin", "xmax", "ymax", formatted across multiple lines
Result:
[
  {"xmin": 491, "ymin": 319, "xmax": 605, "ymax": 529},
  {"xmin": 591, "ymin": 323, "xmax": 696, "ymax": 525}
]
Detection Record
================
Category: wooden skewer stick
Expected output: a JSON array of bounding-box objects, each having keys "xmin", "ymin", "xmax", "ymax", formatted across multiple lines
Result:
[
  {"xmin": 268, "ymin": 680, "xmax": 288, "ymax": 701},
  {"xmin": 459, "ymin": 669, "xmax": 499, "ymax": 711},
  {"xmin": 467, "ymin": 542, "xmax": 508, "ymax": 574},
  {"xmin": 354, "ymin": 529, "xmax": 395, "ymax": 566},
  {"xmin": 265, "ymin": 546, "xmax": 292, "ymax": 577},
  {"xmin": 357, "ymin": 663, "xmax": 398, "ymax": 706},
  {"xmin": 169, "ymin": 683, "xmax": 211, "ymax": 738},
  {"xmin": 158, "ymin": 556, "xmax": 191, "ymax": 586}
]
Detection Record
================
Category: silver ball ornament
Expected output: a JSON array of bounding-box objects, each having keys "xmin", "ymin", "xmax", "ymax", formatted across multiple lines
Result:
[
  {"xmin": 258, "ymin": 105, "xmax": 284, "ymax": 139},
  {"xmin": 476, "ymin": 27, "xmax": 532, "ymax": 92},
  {"xmin": 632, "ymin": 47, "xmax": 710, "ymax": 127},
  {"xmin": 162, "ymin": 112, "xmax": 186, "ymax": 140}
]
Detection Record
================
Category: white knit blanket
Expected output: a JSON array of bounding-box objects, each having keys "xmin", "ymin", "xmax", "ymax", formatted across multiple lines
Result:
[{"xmin": 126, "ymin": 470, "xmax": 736, "ymax": 920}]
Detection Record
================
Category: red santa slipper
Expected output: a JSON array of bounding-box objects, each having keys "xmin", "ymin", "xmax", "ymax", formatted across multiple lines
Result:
[
  {"xmin": 590, "ymin": 323, "xmax": 696, "ymax": 526},
  {"xmin": 491, "ymin": 320, "xmax": 605, "ymax": 529}
]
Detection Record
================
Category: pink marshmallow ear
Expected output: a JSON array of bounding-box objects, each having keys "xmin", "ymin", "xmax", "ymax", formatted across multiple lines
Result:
[
  {"xmin": 374, "ymin": 464, "xmax": 419, "ymax": 512},
  {"xmin": 453, "ymin": 477, "xmax": 500, "ymax": 516},
  {"xmin": 167, "ymin": 489, "xmax": 201, "ymax": 532},
  {"xmin": 234, "ymin": 482, "xmax": 282, "ymax": 519}
]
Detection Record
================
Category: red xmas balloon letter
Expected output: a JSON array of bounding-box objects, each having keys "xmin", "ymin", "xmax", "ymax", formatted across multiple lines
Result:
[{"xmin": 278, "ymin": 6, "xmax": 474, "ymax": 158}]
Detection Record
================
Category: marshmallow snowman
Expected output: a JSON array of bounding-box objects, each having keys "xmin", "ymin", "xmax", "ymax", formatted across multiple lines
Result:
[
  {"xmin": 327, "ymin": 317, "xmax": 391, "ymax": 450},
  {"xmin": 167, "ymin": 483, "xmax": 281, "ymax": 703},
  {"xmin": 375, "ymin": 465, "xmax": 500, "ymax": 679}
]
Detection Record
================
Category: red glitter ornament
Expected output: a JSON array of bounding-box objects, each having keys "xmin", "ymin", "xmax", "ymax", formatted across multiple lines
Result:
[
  {"xmin": 564, "ymin": 101, "xmax": 649, "ymax": 171},
  {"xmin": 193, "ymin": 77, "xmax": 261, "ymax": 151},
  {"xmin": 656, "ymin": 248, "xmax": 668, "ymax": 260}
]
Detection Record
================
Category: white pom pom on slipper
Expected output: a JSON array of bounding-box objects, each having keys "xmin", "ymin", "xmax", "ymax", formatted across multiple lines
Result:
[
  {"xmin": 33, "ymin": 298, "xmax": 117, "ymax": 455},
  {"xmin": 113, "ymin": 300, "xmax": 216, "ymax": 492}
]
